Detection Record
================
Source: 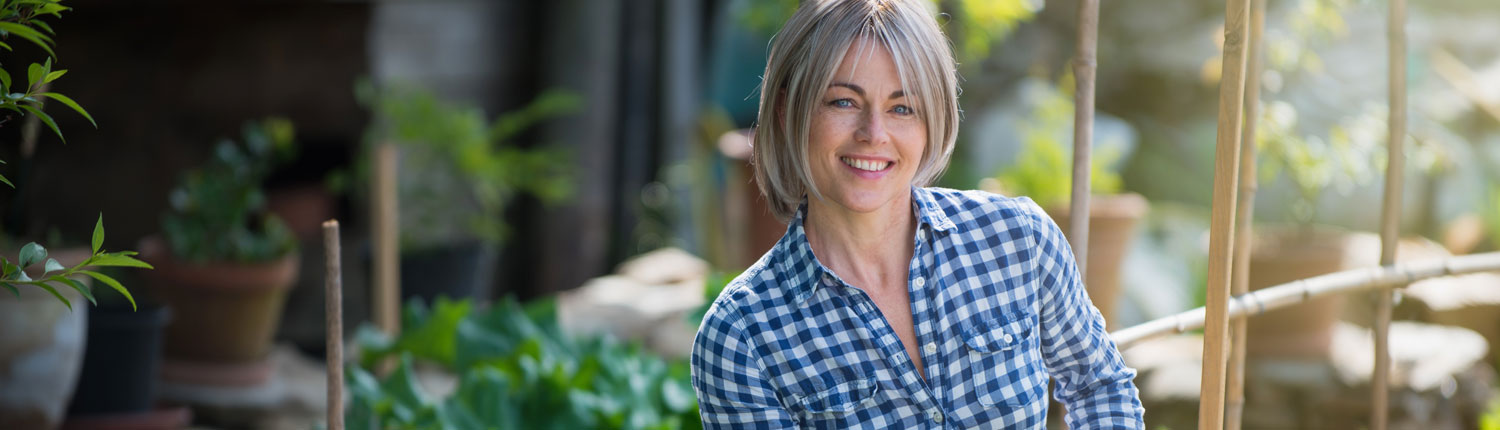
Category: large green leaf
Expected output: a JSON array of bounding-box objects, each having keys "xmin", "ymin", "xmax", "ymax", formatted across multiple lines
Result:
[
  {"xmin": 18, "ymin": 104, "xmax": 62, "ymax": 142},
  {"xmin": 91, "ymin": 213, "xmax": 103, "ymax": 253},
  {"xmin": 88, "ymin": 252, "xmax": 153, "ymax": 269},
  {"xmin": 19, "ymin": 242, "xmax": 45, "ymax": 268},
  {"xmin": 31, "ymin": 281, "xmax": 70, "ymax": 310},
  {"xmin": 56, "ymin": 277, "xmax": 94, "ymax": 306},
  {"xmin": 0, "ymin": 22, "xmax": 54, "ymax": 58},
  {"xmin": 40, "ymin": 92, "xmax": 93, "ymax": 127},
  {"xmin": 79, "ymin": 270, "xmax": 134, "ymax": 310}
]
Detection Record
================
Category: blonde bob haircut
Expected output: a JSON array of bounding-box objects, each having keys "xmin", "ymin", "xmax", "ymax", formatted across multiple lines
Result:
[{"xmin": 752, "ymin": 0, "xmax": 960, "ymax": 222}]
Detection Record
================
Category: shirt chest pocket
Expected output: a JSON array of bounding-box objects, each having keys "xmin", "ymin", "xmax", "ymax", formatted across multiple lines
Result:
[
  {"xmin": 958, "ymin": 311, "xmax": 1045, "ymax": 407},
  {"xmin": 786, "ymin": 377, "xmax": 880, "ymax": 426}
]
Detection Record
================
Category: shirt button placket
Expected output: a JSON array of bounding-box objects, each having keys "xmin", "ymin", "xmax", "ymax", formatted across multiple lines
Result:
[{"xmin": 929, "ymin": 409, "xmax": 944, "ymax": 424}]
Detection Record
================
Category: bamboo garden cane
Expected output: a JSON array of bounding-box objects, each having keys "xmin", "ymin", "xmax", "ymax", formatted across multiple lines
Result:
[
  {"xmin": 372, "ymin": 143, "xmax": 401, "ymax": 336},
  {"xmin": 1200, "ymin": 0, "xmax": 1252, "ymax": 426},
  {"xmin": 1070, "ymin": 0, "xmax": 1099, "ymax": 280},
  {"xmin": 324, "ymin": 220, "xmax": 345, "ymax": 430},
  {"xmin": 1373, "ymin": 0, "xmax": 1408, "ymax": 426},
  {"xmin": 1225, "ymin": 0, "xmax": 1266, "ymax": 427},
  {"xmin": 1112, "ymin": 252, "xmax": 1500, "ymax": 349}
]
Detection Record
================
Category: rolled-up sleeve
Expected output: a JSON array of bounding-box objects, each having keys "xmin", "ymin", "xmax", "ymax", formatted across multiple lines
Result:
[
  {"xmin": 691, "ymin": 302, "xmax": 796, "ymax": 429},
  {"xmin": 1024, "ymin": 200, "xmax": 1146, "ymax": 429}
]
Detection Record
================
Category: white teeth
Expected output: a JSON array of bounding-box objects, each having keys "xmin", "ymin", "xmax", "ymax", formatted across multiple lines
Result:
[{"xmin": 841, "ymin": 157, "xmax": 889, "ymax": 172}]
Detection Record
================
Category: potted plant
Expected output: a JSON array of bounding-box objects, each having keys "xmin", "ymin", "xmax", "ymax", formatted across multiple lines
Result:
[
  {"xmin": 140, "ymin": 118, "xmax": 300, "ymax": 387},
  {"xmin": 347, "ymin": 83, "xmax": 575, "ymax": 303},
  {"xmin": 986, "ymin": 79, "xmax": 1148, "ymax": 328}
]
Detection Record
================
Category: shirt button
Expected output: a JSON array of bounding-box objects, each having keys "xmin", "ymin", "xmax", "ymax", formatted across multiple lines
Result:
[
  {"xmin": 924, "ymin": 343, "xmax": 937, "ymax": 355},
  {"xmin": 913, "ymin": 278, "xmax": 926, "ymax": 288},
  {"xmin": 821, "ymin": 274, "xmax": 835, "ymax": 286},
  {"xmin": 929, "ymin": 410, "xmax": 943, "ymax": 423},
  {"xmin": 1004, "ymin": 333, "xmax": 1015, "ymax": 344}
]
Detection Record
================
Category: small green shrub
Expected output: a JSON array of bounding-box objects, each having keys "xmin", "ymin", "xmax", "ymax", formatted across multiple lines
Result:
[
  {"xmin": 161, "ymin": 118, "xmax": 298, "ymax": 263},
  {"xmin": 350, "ymin": 297, "xmax": 700, "ymax": 430}
]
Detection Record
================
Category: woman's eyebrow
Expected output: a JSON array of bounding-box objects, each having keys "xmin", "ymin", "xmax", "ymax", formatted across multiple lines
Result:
[{"xmin": 829, "ymin": 82, "xmax": 905, "ymax": 99}]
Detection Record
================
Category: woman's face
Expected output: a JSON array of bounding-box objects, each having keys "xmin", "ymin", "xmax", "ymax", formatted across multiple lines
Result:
[{"xmin": 806, "ymin": 38, "xmax": 927, "ymax": 217}]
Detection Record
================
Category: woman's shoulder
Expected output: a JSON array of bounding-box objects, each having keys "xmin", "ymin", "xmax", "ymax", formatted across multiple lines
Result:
[
  {"xmin": 919, "ymin": 187, "xmax": 1051, "ymax": 230},
  {"xmin": 696, "ymin": 250, "xmax": 798, "ymax": 333}
]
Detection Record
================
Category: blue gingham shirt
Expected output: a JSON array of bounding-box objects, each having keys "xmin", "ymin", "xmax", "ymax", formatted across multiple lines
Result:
[{"xmin": 692, "ymin": 187, "xmax": 1144, "ymax": 429}]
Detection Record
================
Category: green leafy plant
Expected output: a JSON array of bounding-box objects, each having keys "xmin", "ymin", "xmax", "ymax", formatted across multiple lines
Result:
[
  {"xmin": 993, "ymin": 78, "xmax": 1122, "ymax": 208},
  {"xmin": 0, "ymin": 214, "xmax": 148, "ymax": 310},
  {"xmin": 161, "ymin": 118, "xmax": 298, "ymax": 263},
  {"xmin": 0, "ymin": 0, "xmax": 146, "ymax": 309},
  {"xmin": 350, "ymin": 83, "xmax": 576, "ymax": 252},
  {"xmin": 349, "ymin": 297, "xmax": 700, "ymax": 430}
]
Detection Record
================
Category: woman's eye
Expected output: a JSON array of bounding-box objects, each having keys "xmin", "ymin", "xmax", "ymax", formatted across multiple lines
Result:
[
  {"xmin": 830, "ymin": 99, "xmax": 855, "ymax": 108},
  {"xmin": 892, "ymin": 105, "xmax": 914, "ymax": 115}
]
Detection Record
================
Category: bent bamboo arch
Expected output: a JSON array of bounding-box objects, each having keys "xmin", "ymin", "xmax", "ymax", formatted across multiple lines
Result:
[{"xmin": 1063, "ymin": 0, "xmax": 1495, "ymax": 428}]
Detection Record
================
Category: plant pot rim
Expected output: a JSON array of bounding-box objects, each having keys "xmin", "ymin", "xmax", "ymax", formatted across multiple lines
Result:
[{"xmin": 139, "ymin": 235, "xmax": 299, "ymax": 292}]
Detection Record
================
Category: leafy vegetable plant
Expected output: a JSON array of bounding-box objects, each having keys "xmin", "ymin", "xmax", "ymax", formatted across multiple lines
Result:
[
  {"xmin": 349, "ymin": 297, "xmax": 700, "ymax": 430},
  {"xmin": 161, "ymin": 118, "xmax": 298, "ymax": 263}
]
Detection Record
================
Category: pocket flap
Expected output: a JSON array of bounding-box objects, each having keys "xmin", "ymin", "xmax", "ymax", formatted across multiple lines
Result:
[
  {"xmin": 793, "ymin": 378, "xmax": 879, "ymax": 416},
  {"xmin": 960, "ymin": 312, "xmax": 1036, "ymax": 352}
]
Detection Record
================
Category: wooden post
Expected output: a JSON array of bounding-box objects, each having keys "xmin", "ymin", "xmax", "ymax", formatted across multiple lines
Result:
[
  {"xmin": 371, "ymin": 143, "xmax": 401, "ymax": 336},
  {"xmin": 1069, "ymin": 0, "xmax": 1100, "ymax": 280},
  {"xmin": 323, "ymin": 220, "xmax": 345, "ymax": 430},
  {"xmin": 1201, "ymin": 0, "xmax": 1252, "ymax": 426},
  {"xmin": 1373, "ymin": 0, "xmax": 1407, "ymax": 426},
  {"xmin": 1225, "ymin": 0, "xmax": 1265, "ymax": 428}
]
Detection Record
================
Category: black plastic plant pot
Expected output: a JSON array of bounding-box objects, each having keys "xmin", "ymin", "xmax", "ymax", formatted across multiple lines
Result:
[
  {"xmin": 397, "ymin": 240, "xmax": 497, "ymax": 305},
  {"xmin": 67, "ymin": 303, "xmax": 170, "ymax": 417}
]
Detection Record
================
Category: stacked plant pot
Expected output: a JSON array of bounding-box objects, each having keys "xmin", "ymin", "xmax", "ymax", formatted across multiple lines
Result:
[{"xmin": 140, "ymin": 236, "xmax": 299, "ymax": 388}]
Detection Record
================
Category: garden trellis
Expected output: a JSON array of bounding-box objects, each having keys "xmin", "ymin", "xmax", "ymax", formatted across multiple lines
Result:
[{"xmin": 1065, "ymin": 0, "xmax": 1500, "ymax": 429}]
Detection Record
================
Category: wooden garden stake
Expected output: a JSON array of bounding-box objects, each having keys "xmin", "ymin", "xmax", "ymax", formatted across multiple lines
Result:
[
  {"xmin": 1201, "ymin": 0, "xmax": 1252, "ymax": 426},
  {"xmin": 1225, "ymin": 0, "xmax": 1266, "ymax": 428},
  {"xmin": 323, "ymin": 220, "xmax": 345, "ymax": 430},
  {"xmin": 1069, "ymin": 0, "xmax": 1100, "ymax": 279},
  {"xmin": 1373, "ymin": 0, "xmax": 1407, "ymax": 426},
  {"xmin": 372, "ymin": 143, "xmax": 401, "ymax": 336},
  {"xmin": 1113, "ymin": 251, "xmax": 1500, "ymax": 348}
]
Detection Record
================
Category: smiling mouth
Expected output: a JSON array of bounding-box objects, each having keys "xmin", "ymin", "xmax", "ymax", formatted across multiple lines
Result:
[{"xmin": 840, "ymin": 157, "xmax": 891, "ymax": 172}]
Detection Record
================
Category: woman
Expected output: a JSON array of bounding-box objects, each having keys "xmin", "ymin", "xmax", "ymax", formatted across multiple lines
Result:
[{"xmin": 691, "ymin": 0, "xmax": 1144, "ymax": 428}]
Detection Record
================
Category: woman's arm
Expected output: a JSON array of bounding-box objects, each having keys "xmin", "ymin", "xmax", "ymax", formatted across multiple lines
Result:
[
  {"xmin": 691, "ymin": 305, "xmax": 796, "ymax": 429},
  {"xmin": 1026, "ymin": 201, "xmax": 1146, "ymax": 429}
]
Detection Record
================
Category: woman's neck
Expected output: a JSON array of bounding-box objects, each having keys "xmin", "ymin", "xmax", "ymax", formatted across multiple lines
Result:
[{"xmin": 803, "ymin": 191, "xmax": 917, "ymax": 293}]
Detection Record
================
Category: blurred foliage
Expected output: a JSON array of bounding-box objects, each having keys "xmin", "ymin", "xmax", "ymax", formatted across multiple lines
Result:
[
  {"xmin": 345, "ymin": 83, "xmax": 578, "ymax": 252},
  {"xmin": 162, "ymin": 118, "xmax": 298, "ymax": 263},
  {"xmin": 736, "ymin": 0, "xmax": 1040, "ymax": 66},
  {"xmin": 994, "ymin": 76, "xmax": 1121, "ymax": 208},
  {"xmin": 1483, "ymin": 397, "xmax": 1500, "ymax": 430},
  {"xmin": 1255, "ymin": 101, "xmax": 1386, "ymax": 224},
  {"xmin": 350, "ymin": 297, "xmax": 700, "ymax": 430}
]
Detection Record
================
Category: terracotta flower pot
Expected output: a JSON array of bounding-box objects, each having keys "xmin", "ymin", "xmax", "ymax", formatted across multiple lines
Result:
[
  {"xmin": 139, "ymin": 236, "xmax": 298, "ymax": 376},
  {"xmin": 1045, "ymin": 193, "xmax": 1150, "ymax": 328},
  {"xmin": 1245, "ymin": 226, "xmax": 1353, "ymax": 358},
  {"xmin": 0, "ymin": 248, "xmax": 92, "ymax": 430}
]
